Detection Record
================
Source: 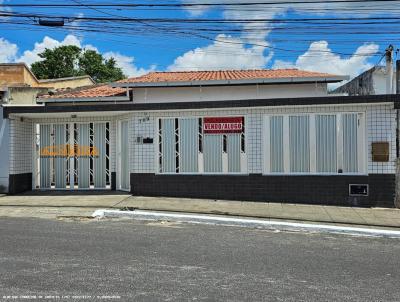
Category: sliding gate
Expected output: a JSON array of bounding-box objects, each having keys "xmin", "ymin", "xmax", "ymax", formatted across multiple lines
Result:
[{"xmin": 35, "ymin": 122, "xmax": 111, "ymax": 190}]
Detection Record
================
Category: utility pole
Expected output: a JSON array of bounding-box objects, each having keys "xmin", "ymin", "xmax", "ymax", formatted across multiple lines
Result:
[{"xmin": 385, "ymin": 45, "xmax": 394, "ymax": 94}]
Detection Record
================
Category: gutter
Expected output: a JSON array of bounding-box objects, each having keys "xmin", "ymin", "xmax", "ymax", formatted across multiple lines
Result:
[
  {"xmin": 111, "ymin": 76, "xmax": 349, "ymax": 88},
  {"xmin": 37, "ymin": 96, "xmax": 131, "ymax": 103}
]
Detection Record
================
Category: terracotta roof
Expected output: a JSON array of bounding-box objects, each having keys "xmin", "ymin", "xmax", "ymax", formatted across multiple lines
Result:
[
  {"xmin": 119, "ymin": 69, "xmax": 340, "ymax": 84},
  {"xmin": 41, "ymin": 69, "xmax": 342, "ymax": 100},
  {"xmin": 40, "ymin": 84, "xmax": 126, "ymax": 99}
]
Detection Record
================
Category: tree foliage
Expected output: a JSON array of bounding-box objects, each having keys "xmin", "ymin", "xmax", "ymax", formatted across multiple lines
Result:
[{"xmin": 31, "ymin": 46, "xmax": 126, "ymax": 83}]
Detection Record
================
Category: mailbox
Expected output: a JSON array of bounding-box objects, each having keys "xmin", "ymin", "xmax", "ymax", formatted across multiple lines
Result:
[{"xmin": 371, "ymin": 142, "xmax": 389, "ymax": 162}]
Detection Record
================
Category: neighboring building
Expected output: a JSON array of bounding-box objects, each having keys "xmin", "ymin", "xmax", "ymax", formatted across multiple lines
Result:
[
  {"xmin": 3, "ymin": 69, "xmax": 400, "ymax": 208},
  {"xmin": 334, "ymin": 65, "xmax": 398, "ymax": 96},
  {"xmin": 0, "ymin": 63, "xmax": 96, "ymax": 193},
  {"xmin": 0, "ymin": 63, "xmax": 95, "ymax": 89}
]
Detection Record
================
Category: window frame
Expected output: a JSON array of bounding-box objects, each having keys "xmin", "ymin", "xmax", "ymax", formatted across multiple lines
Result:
[
  {"xmin": 262, "ymin": 112, "xmax": 367, "ymax": 176},
  {"xmin": 155, "ymin": 115, "xmax": 249, "ymax": 175}
]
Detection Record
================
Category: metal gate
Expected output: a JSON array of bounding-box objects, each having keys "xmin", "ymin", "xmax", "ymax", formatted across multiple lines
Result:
[{"xmin": 35, "ymin": 122, "xmax": 110, "ymax": 190}]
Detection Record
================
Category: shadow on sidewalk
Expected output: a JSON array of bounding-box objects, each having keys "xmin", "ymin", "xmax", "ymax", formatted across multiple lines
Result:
[{"xmin": 14, "ymin": 190, "xmax": 131, "ymax": 196}]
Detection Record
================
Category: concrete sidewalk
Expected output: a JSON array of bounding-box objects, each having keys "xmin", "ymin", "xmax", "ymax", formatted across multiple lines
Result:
[
  {"xmin": 118, "ymin": 196, "xmax": 400, "ymax": 228},
  {"xmin": 0, "ymin": 192, "xmax": 399, "ymax": 227}
]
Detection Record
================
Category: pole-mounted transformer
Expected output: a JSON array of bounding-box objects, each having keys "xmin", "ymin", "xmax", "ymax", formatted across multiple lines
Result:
[{"xmin": 38, "ymin": 19, "xmax": 65, "ymax": 27}]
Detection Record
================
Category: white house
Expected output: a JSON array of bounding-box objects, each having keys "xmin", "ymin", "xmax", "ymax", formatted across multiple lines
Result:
[{"xmin": 2, "ymin": 69, "xmax": 399, "ymax": 207}]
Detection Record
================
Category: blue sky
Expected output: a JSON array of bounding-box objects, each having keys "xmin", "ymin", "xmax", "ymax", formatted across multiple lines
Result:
[{"xmin": 0, "ymin": 0, "xmax": 398, "ymax": 79}]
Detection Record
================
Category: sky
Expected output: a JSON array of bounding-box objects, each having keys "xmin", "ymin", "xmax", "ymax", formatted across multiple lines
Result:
[{"xmin": 0, "ymin": 0, "xmax": 398, "ymax": 80}]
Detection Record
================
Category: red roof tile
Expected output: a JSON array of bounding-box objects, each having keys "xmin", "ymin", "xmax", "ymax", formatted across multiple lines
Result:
[
  {"xmin": 120, "ymin": 69, "xmax": 339, "ymax": 84},
  {"xmin": 40, "ymin": 84, "xmax": 126, "ymax": 99},
  {"xmin": 41, "ymin": 69, "xmax": 341, "ymax": 99}
]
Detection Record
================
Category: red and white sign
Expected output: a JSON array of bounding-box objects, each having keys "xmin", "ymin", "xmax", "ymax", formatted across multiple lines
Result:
[{"xmin": 203, "ymin": 117, "xmax": 244, "ymax": 134}]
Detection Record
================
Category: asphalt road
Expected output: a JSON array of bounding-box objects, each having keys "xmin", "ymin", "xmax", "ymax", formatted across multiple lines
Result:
[{"xmin": 0, "ymin": 218, "xmax": 399, "ymax": 302}]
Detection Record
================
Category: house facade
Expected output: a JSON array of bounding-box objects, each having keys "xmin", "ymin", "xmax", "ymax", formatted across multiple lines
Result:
[
  {"xmin": 2, "ymin": 69, "xmax": 399, "ymax": 207},
  {"xmin": 0, "ymin": 63, "xmax": 96, "ymax": 192}
]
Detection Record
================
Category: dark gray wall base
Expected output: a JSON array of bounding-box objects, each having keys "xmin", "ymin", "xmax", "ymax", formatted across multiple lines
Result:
[
  {"xmin": 130, "ymin": 174, "xmax": 395, "ymax": 208},
  {"xmin": 8, "ymin": 173, "xmax": 32, "ymax": 194}
]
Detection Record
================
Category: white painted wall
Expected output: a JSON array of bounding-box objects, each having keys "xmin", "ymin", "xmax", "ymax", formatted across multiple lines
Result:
[
  {"xmin": 129, "ymin": 103, "xmax": 396, "ymax": 175},
  {"xmin": 0, "ymin": 108, "xmax": 9, "ymax": 193},
  {"xmin": 373, "ymin": 71, "xmax": 389, "ymax": 95},
  {"xmin": 8, "ymin": 102, "xmax": 396, "ymax": 193},
  {"xmin": 373, "ymin": 69, "xmax": 397, "ymax": 94},
  {"xmin": 132, "ymin": 83, "xmax": 328, "ymax": 103}
]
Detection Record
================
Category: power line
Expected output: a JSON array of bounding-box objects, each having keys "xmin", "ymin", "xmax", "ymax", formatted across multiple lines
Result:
[
  {"xmin": 2, "ymin": 0, "xmax": 400, "ymax": 7},
  {"xmin": 0, "ymin": 2, "xmax": 396, "ymax": 59}
]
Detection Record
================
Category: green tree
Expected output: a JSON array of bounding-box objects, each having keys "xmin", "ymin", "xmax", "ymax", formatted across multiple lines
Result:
[
  {"xmin": 79, "ymin": 50, "xmax": 125, "ymax": 83},
  {"xmin": 31, "ymin": 46, "xmax": 126, "ymax": 83},
  {"xmin": 31, "ymin": 45, "xmax": 82, "ymax": 79}
]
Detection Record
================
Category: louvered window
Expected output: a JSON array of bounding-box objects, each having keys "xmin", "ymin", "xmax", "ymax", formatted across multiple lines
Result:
[
  {"xmin": 264, "ymin": 113, "xmax": 364, "ymax": 174},
  {"xmin": 158, "ymin": 117, "xmax": 246, "ymax": 174}
]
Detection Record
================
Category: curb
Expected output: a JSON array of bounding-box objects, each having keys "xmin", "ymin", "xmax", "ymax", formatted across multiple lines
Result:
[{"xmin": 92, "ymin": 209, "xmax": 400, "ymax": 239}]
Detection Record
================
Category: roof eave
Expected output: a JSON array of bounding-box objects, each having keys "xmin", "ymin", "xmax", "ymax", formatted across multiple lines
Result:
[
  {"xmin": 111, "ymin": 76, "xmax": 349, "ymax": 88},
  {"xmin": 38, "ymin": 75, "xmax": 96, "ymax": 84},
  {"xmin": 37, "ymin": 96, "xmax": 130, "ymax": 103}
]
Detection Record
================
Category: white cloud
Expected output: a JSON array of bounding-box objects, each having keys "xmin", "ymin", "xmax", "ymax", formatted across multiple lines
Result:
[
  {"xmin": 0, "ymin": 38, "xmax": 18, "ymax": 63},
  {"xmin": 184, "ymin": 0, "xmax": 284, "ymax": 43},
  {"xmin": 103, "ymin": 51, "xmax": 154, "ymax": 77},
  {"xmin": 183, "ymin": 0, "xmax": 393, "ymax": 16},
  {"xmin": 273, "ymin": 41, "xmax": 379, "ymax": 80},
  {"xmin": 168, "ymin": 34, "xmax": 272, "ymax": 71},
  {"xmin": 182, "ymin": 0, "xmax": 392, "ymax": 44},
  {"xmin": 16, "ymin": 35, "xmax": 83, "ymax": 66}
]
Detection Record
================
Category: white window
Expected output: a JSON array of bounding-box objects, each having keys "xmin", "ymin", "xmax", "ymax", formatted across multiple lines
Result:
[
  {"xmin": 263, "ymin": 113, "xmax": 365, "ymax": 175},
  {"xmin": 316, "ymin": 115, "xmax": 337, "ymax": 173},
  {"xmin": 159, "ymin": 119, "xmax": 177, "ymax": 173},
  {"xmin": 289, "ymin": 115, "xmax": 310, "ymax": 173},
  {"xmin": 270, "ymin": 116, "xmax": 284, "ymax": 173},
  {"xmin": 158, "ymin": 117, "xmax": 246, "ymax": 174},
  {"xmin": 179, "ymin": 118, "xmax": 198, "ymax": 173},
  {"xmin": 203, "ymin": 134, "xmax": 223, "ymax": 173},
  {"xmin": 342, "ymin": 114, "xmax": 358, "ymax": 173}
]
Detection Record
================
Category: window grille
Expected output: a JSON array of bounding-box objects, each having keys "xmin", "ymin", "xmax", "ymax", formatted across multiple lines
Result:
[{"xmin": 158, "ymin": 117, "xmax": 246, "ymax": 174}]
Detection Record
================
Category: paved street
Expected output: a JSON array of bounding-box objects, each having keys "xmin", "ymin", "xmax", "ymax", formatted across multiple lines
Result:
[{"xmin": 0, "ymin": 218, "xmax": 399, "ymax": 301}]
